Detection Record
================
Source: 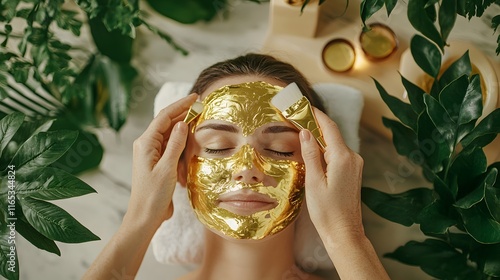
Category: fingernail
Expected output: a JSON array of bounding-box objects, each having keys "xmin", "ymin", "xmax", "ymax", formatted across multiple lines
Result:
[
  {"xmin": 176, "ymin": 122, "xmax": 187, "ymax": 133},
  {"xmin": 300, "ymin": 130, "xmax": 311, "ymax": 142}
]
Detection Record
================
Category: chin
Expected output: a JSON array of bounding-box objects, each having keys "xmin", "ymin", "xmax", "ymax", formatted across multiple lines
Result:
[{"xmin": 205, "ymin": 221, "xmax": 296, "ymax": 244}]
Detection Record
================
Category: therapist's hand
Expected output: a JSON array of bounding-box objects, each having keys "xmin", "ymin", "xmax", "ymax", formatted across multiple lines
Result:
[
  {"xmin": 127, "ymin": 93, "xmax": 197, "ymax": 229},
  {"xmin": 299, "ymin": 108, "xmax": 365, "ymax": 241}
]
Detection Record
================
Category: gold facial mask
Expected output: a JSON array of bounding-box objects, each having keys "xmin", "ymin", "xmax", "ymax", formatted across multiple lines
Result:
[
  {"xmin": 187, "ymin": 81, "xmax": 306, "ymax": 239},
  {"xmin": 193, "ymin": 81, "xmax": 284, "ymax": 136},
  {"xmin": 187, "ymin": 145, "xmax": 305, "ymax": 239}
]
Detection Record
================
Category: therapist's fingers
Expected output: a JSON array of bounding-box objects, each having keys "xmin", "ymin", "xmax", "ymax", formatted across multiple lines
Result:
[
  {"xmin": 144, "ymin": 93, "xmax": 197, "ymax": 138},
  {"xmin": 300, "ymin": 129, "xmax": 326, "ymax": 188},
  {"xmin": 156, "ymin": 121, "xmax": 188, "ymax": 175},
  {"xmin": 312, "ymin": 109, "xmax": 348, "ymax": 150}
]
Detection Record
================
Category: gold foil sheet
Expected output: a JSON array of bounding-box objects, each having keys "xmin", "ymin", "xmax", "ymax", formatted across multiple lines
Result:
[
  {"xmin": 193, "ymin": 81, "xmax": 285, "ymax": 136},
  {"xmin": 187, "ymin": 145, "xmax": 305, "ymax": 239},
  {"xmin": 186, "ymin": 81, "xmax": 306, "ymax": 239}
]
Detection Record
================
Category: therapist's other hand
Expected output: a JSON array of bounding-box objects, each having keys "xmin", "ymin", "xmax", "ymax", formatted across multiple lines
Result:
[
  {"xmin": 128, "ymin": 93, "xmax": 197, "ymax": 228},
  {"xmin": 299, "ymin": 108, "xmax": 365, "ymax": 240}
]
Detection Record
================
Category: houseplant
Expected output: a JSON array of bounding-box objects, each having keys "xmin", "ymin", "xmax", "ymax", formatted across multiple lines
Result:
[
  {"xmin": 0, "ymin": 112, "xmax": 99, "ymax": 280},
  {"xmin": 299, "ymin": 0, "xmax": 500, "ymax": 278},
  {"xmin": 362, "ymin": 34, "xmax": 500, "ymax": 278},
  {"xmin": 0, "ymin": 0, "xmax": 192, "ymax": 175},
  {"xmin": 0, "ymin": 1, "xmax": 261, "ymax": 279},
  {"xmin": 354, "ymin": 0, "xmax": 500, "ymax": 278}
]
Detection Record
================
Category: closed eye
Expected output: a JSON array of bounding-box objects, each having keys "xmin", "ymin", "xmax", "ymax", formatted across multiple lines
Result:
[
  {"xmin": 265, "ymin": 149, "xmax": 294, "ymax": 158},
  {"xmin": 204, "ymin": 148, "xmax": 233, "ymax": 154}
]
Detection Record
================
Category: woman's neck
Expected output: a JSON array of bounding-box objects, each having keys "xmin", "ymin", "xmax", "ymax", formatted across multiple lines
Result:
[{"xmin": 194, "ymin": 226, "xmax": 297, "ymax": 280}]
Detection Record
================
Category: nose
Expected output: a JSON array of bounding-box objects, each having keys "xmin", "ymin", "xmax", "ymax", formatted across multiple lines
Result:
[{"xmin": 232, "ymin": 145, "xmax": 265, "ymax": 184}]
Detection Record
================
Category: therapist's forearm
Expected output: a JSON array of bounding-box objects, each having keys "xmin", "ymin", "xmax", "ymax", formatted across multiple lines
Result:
[
  {"xmin": 322, "ymin": 231, "xmax": 390, "ymax": 280},
  {"xmin": 82, "ymin": 212, "xmax": 160, "ymax": 280}
]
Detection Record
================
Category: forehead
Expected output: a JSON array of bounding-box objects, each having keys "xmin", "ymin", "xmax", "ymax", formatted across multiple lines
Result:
[{"xmin": 194, "ymin": 81, "xmax": 286, "ymax": 136}]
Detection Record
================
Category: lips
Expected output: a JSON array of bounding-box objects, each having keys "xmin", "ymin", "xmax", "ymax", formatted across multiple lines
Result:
[{"xmin": 217, "ymin": 190, "xmax": 278, "ymax": 215}]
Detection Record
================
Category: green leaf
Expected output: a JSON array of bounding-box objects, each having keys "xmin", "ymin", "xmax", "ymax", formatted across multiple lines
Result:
[
  {"xmin": 15, "ymin": 206, "xmax": 61, "ymax": 255},
  {"xmin": 0, "ymin": 227, "xmax": 19, "ymax": 280},
  {"xmin": 20, "ymin": 197, "xmax": 100, "ymax": 243},
  {"xmin": 438, "ymin": 0, "xmax": 457, "ymax": 44},
  {"xmin": 62, "ymin": 55, "xmax": 97, "ymax": 105},
  {"xmin": 458, "ymin": 75, "xmax": 483, "ymax": 125},
  {"xmin": 16, "ymin": 167, "xmax": 96, "ymax": 200},
  {"xmin": 454, "ymin": 75, "xmax": 483, "ymax": 143},
  {"xmin": 423, "ymin": 94, "xmax": 455, "ymax": 149},
  {"xmin": 424, "ymin": 2, "xmax": 437, "ymax": 23},
  {"xmin": 438, "ymin": 75, "xmax": 469, "ymax": 123},
  {"xmin": 458, "ymin": 203, "xmax": 500, "ymax": 244},
  {"xmin": 361, "ymin": 187, "xmax": 433, "ymax": 227},
  {"xmin": 449, "ymin": 147, "xmax": 487, "ymax": 197},
  {"xmin": 485, "ymin": 168, "xmax": 500, "ymax": 222},
  {"xmin": 97, "ymin": 57, "xmax": 137, "ymax": 131},
  {"xmin": 382, "ymin": 117, "xmax": 418, "ymax": 158},
  {"xmin": 431, "ymin": 173, "xmax": 455, "ymax": 203},
  {"xmin": 360, "ymin": 0, "xmax": 385, "ymax": 27},
  {"xmin": 385, "ymin": 239, "xmax": 474, "ymax": 279},
  {"xmin": 482, "ymin": 243, "xmax": 500, "ymax": 277},
  {"xmin": 48, "ymin": 118, "xmax": 104, "ymax": 175},
  {"xmin": 9, "ymin": 130, "xmax": 78, "ymax": 173},
  {"xmin": 145, "ymin": 0, "xmax": 225, "ymax": 24},
  {"xmin": 0, "ymin": 51, "xmax": 16, "ymax": 62},
  {"xmin": 27, "ymin": 27, "xmax": 48, "ymax": 46},
  {"xmin": 417, "ymin": 111, "xmax": 449, "ymax": 172},
  {"xmin": 89, "ymin": 15, "xmax": 133, "ymax": 63},
  {"xmin": 454, "ymin": 168, "xmax": 496, "ymax": 209},
  {"xmin": 55, "ymin": 9, "xmax": 82, "ymax": 36},
  {"xmin": 460, "ymin": 0, "xmax": 496, "ymax": 18},
  {"xmin": 3, "ymin": 0, "xmax": 20, "ymax": 21},
  {"xmin": 446, "ymin": 232, "xmax": 479, "ymax": 253},
  {"xmin": 418, "ymin": 200, "xmax": 457, "ymax": 234},
  {"xmin": 384, "ymin": 0, "xmax": 397, "ymax": 16},
  {"xmin": 0, "ymin": 112, "xmax": 24, "ymax": 159},
  {"xmin": 401, "ymin": 75, "xmax": 426, "ymax": 114},
  {"xmin": 461, "ymin": 108, "xmax": 500, "ymax": 148},
  {"xmin": 410, "ymin": 35, "xmax": 441, "ymax": 78},
  {"xmin": 10, "ymin": 60, "xmax": 31, "ymax": 84},
  {"xmin": 375, "ymin": 79, "xmax": 418, "ymax": 131},
  {"xmin": 408, "ymin": 0, "xmax": 445, "ymax": 50},
  {"xmin": 439, "ymin": 51, "xmax": 472, "ymax": 89},
  {"xmin": 8, "ymin": 118, "xmax": 53, "ymax": 148},
  {"xmin": 493, "ymin": 15, "xmax": 500, "ymax": 55},
  {"xmin": 16, "ymin": 8, "xmax": 32, "ymax": 19}
]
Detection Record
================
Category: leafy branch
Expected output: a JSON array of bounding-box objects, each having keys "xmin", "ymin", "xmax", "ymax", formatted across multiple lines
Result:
[
  {"xmin": 358, "ymin": 0, "xmax": 500, "ymax": 54},
  {"xmin": 0, "ymin": 112, "xmax": 99, "ymax": 280},
  {"xmin": 362, "ymin": 34, "xmax": 500, "ymax": 279},
  {"xmin": 0, "ymin": 0, "xmax": 192, "ymax": 176}
]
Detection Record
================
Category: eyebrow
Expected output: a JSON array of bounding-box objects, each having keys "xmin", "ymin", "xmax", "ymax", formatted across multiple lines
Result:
[
  {"xmin": 196, "ymin": 123, "xmax": 239, "ymax": 133},
  {"xmin": 195, "ymin": 123, "xmax": 297, "ymax": 134},
  {"xmin": 262, "ymin": 125, "xmax": 298, "ymax": 134}
]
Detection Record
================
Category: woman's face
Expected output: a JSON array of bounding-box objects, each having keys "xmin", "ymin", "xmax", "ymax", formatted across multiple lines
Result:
[{"xmin": 180, "ymin": 76, "xmax": 305, "ymax": 240}]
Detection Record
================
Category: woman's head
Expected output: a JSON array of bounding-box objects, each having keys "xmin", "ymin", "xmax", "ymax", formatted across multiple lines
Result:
[
  {"xmin": 191, "ymin": 53, "xmax": 325, "ymax": 112},
  {"xmin": 179, "ymin": 54, "xmax": 319, "ymax": 240}
]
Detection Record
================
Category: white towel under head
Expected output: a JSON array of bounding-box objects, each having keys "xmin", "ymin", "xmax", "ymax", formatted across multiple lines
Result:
[{"xmin": 151, "ymin": 81, "xmax": 363, "ymax": 271}]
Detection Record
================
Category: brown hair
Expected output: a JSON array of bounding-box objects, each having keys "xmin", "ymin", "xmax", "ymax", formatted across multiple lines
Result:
[{"xmin": 191, "ymin": 53, "xmax": 325, "ymax": 112}]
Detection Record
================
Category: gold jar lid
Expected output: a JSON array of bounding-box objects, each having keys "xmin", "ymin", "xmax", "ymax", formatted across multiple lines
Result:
[
  {"xmin": 322, "ymin": 38, "xmax": 356, "ymax": 72},
  {"xmin": 359, "ymin": 23, "xmax": 398, "ymax": 60}
]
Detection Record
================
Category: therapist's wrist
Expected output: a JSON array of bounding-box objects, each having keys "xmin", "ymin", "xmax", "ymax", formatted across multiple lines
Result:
[{"xmin": 122, "ymin": 204, "xmax": 166, "ymax": 236}]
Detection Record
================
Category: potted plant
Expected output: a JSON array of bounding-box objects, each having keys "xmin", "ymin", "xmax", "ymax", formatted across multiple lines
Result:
[
  {"xmin": 354, "ymin": 0, "xmax": 500, "ymax": 278},
  {"xmin": 297, "ymin": 0, "xmax": 500, "ymax": 278},
  {"xmin": 0, "ymin": 0, "xmax": 253, "ymax": 278}
]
